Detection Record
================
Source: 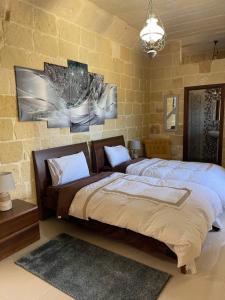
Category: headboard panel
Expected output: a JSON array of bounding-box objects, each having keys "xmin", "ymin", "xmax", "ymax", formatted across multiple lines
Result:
[
  {"xmin": 91, "ymin": 135, "xmax": 125, "ymax": 173},
  {"xmin": 32, "ymin": 142, "xmax": 90, "ymax": 219}
]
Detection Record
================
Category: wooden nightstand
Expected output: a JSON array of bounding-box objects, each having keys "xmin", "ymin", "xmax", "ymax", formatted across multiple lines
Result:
[{"xmin": 0, "ymin": 199, "xmax": 40, "ymax": 260}]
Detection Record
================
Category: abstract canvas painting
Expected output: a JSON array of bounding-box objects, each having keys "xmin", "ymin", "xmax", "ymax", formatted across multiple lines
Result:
[{"xmin": 14, "ymin": 60, "xmax": 117, "ymax": 132}]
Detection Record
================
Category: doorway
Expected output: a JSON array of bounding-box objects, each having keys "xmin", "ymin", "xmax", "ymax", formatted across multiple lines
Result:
[{"xmin": 183, "ymin": 84, "xmax": 225, "ymax": 165}]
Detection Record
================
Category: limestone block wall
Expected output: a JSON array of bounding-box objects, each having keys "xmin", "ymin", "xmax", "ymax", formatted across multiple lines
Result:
[
  {"xmin": 148, "ymin": 41, "xmax": 225, "ymax": 165},
  {"xmin": 0, "ymin": 0, "xmax": 150, "ymax": 203}
]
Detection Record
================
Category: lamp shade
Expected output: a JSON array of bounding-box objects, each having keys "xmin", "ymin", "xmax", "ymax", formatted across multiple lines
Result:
[
  {"xmin": 129, "ymin": 140, "xmax": 142, "ymax": 150},
  {"xmin": 140, "ymin": 16, "xmax": 165, "ymax": 43},
  {"xmin": 0, "ymin": 172, "xmax": 15, "ymax": 193}
]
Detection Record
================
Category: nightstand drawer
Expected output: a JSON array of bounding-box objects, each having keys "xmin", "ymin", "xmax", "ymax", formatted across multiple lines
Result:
[
  {"xmin": 0, "ymin": 223, "xmax": 40, "ymax": 260},
  {"xmin": 0, "ymin": 200, "xmax": 39, "ymax": 240},
  {"xmin": 0, "ymin": 209, "xmax": 39, "ymax": 239}
]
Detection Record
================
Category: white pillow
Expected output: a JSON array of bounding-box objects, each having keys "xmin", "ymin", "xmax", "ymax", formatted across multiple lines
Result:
[
  {"xmin": 47, "ymin": 151, "xmax": 90, "ymax": 186},
  {"xmin": 104, "ymin": 145, "xmax": 131, "ymax": 167}
]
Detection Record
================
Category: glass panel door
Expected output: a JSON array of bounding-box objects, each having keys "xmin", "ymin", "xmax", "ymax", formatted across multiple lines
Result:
[{"xmin": 184, "ymin": 85, "xmax": 224, "ymax": 165}]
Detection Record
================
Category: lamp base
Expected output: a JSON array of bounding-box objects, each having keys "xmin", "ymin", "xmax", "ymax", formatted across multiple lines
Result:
[
  {"xmin": 0, "ymin": 192, "xmax": 12, "ymax": 211},
  {"xmin": 133, "ymin": 152, "xmax": 139, "ymax": 159},
  {"xmin": 130, "ymin": 150, "xmax": 139, "ymax": 159}
]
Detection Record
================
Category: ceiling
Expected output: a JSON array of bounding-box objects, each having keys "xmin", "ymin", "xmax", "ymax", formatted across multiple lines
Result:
[{"xmin": 90, "ymin": 0, "xmax": 225, "ymax": 55}]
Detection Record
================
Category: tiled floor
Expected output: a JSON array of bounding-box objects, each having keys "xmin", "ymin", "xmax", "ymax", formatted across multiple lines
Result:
[{"xmin": 1, "ymin": 213, "xmax": 225, "ymax": 300}]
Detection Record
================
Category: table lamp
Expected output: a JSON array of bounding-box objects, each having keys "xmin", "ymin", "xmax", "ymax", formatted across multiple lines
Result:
[
  {"xmin": 0, "ymin": 172, "xmax": 15, "ymax": 211},
  {"xmin": 129, "ymin": 140, "xmax": 142, "ymax": 159}
]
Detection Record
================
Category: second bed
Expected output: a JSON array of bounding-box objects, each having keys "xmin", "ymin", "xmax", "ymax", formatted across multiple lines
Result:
[{"xmin": 91, "ymin": 135, "xmax": 225, "ymax": 208}]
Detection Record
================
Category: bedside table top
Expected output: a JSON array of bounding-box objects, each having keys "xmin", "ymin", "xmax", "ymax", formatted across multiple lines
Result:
[{"xmin": 0, "ymin": 199, "xmax": 38, "ymax": 224}]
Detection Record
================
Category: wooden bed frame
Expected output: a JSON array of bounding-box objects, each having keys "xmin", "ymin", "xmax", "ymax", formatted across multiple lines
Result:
[
  {"xmin": 32, "ymin": 143, "xmax": 91, "ymax": 220},
  {"xmin": 32, "ymin": 142, "xmax": 186, "ymax": 274},
  {"xmin": 91, "ymin": 135, "xmax": 144, "ymax": 173}
]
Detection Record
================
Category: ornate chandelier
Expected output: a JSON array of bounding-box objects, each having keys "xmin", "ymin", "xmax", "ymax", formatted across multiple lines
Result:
[{"xmin": 140, "ymin": 0, "xmax": 166, "ymax": 58}]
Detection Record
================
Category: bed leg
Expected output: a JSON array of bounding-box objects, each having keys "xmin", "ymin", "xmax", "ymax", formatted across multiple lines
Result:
[
  {"xmin": 180, "ymin": 265, "xmax": 186, "ymax": 274},
  {"xmin": 211, "ymin": 225, "xmax": 220, "ymax": 232}
]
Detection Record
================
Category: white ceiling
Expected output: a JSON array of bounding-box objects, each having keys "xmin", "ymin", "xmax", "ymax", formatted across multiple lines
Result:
[{"xmin": 90, "ymin": 0, "xmax": 225, "ymax": 55}]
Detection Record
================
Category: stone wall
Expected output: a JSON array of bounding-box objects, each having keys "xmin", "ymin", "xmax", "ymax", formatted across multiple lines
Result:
[
  {"xmin": 2, "ymin": 1, "xmax": 224, "ymax": 204},
  {"xmin": 148, "ymin": 41, "xmax": 225, "ymax": 165},
  {"xmin": 0, "ymin": 0, "xmax": 150, "ymax": 203}
]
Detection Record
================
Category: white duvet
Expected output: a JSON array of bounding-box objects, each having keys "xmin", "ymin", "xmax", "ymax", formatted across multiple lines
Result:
[
  {"xmin": 69, "ymin": 173, "xmax": 223, "ymax": 270},
  {"xmin": 127, "ymin": 159, "xmax": 225, "ymax": 206}
]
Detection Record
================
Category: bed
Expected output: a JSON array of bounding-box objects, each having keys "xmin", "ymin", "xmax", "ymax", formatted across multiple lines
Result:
[
  {"xmin": 33, "ymin": 142, "xmax": 223, "ymax": 274},
  {"xmin": 91, "ymin": 135, "xmax": 225, "ymax": 208},
  {"xmin": 32, "ymin": 143, "xmax": 176, "ymax": 260}
]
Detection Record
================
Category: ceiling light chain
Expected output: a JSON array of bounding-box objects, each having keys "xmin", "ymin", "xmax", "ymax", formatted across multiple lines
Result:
[
  {"xmin": 140, "ymin": 0, "xmax": 166, "ymax": 58},
  {"xmin": 148, "ymin": 0, "xmax": 153, "ymax": 18}
]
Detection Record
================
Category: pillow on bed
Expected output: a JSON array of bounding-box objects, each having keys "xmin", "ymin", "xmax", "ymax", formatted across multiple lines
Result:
[
  {"xmin": 47, "ymin": 151, "xmax": 90, "ymax": 186},
  {"xmin": 104, "ymin": 145, "xmax": 131, "ymax": 167}
]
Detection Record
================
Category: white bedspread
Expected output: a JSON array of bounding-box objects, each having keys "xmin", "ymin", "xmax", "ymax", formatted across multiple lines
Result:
[
  {"xmin": 69, "ymin": 173, "xmax": 223, "ymax": 269},
  {"xmin": 127, "ymin": 159, "xmax": 225, "ymax": 206}
]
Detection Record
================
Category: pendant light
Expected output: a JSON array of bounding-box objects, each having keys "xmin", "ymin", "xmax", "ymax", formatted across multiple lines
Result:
[{"xmin": 140, "ymin": 0, "xmax": 166, "ymax": 57}]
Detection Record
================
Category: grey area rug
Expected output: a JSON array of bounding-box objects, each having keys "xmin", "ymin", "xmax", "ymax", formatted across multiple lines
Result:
[{"xmin": 16, "ymin": 233, "xmax": 171, "ymax": 300}]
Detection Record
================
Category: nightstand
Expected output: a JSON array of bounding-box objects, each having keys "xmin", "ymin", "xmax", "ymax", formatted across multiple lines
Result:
[{"xmin": 0, "ymin": 199, "xmax": 40, "ymax": 260}]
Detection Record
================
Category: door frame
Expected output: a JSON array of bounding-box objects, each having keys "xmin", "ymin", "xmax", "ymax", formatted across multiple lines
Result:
[{"xmin": 183, "ymin": 83, "xmax": 225, "ymax": 165}]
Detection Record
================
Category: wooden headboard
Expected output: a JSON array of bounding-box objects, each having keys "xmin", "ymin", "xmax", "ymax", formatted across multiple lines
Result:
[
  {"xmin": 91, "ymin": 135, "xmax": 125, "ymax": 173},
  {"xmin": 32, "ymin": 143, "xmax": 90, "ymax": 219}
]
